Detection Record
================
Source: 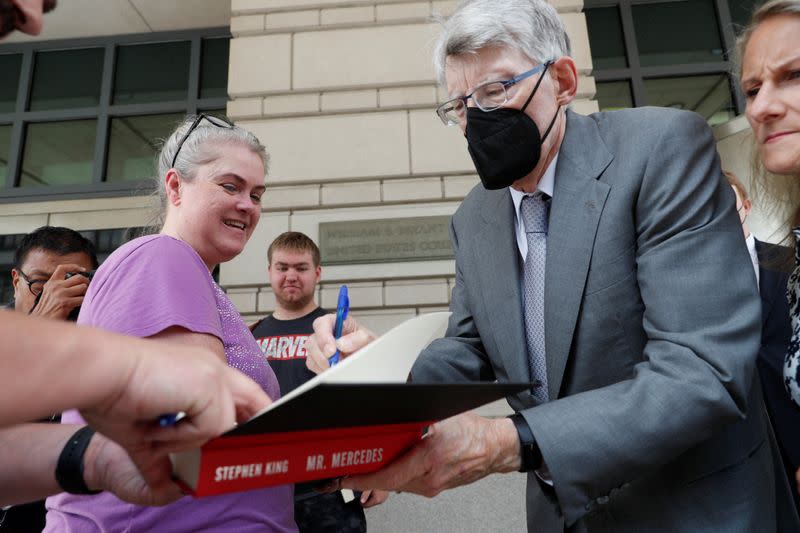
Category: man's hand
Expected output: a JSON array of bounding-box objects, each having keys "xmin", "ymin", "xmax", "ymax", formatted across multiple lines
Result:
[
  {"xmin": 82, "ymin": 431, "xmax": 184, "ymax": 506},
  {"xmin": 305, "ymin": 314, "xmax": 376, "ymax": 374},
  {"xmin": 29, "ymin": 263, "xmax": 90, "ymax": 319},
  {"xmin": 339, "ymin": 413, "xmax": 521, "ymax": 497},
  {"xmin": 79, "ymin": 338, "xmax": 271, "ymax": 461}
]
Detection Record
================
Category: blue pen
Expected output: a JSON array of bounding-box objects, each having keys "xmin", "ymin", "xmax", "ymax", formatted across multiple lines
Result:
[
  {"xmin": 157, "ymin": 411, "xmax": 186, "ymax": 427},
  {"xmin": 329, "ymin": 285, "xmax": 349, "ymax": 366}
]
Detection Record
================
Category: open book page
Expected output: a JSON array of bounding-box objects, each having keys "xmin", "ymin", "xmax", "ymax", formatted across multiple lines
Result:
[{"xmin": 249, "ymin": 311, "xmax": 451, "ymax": 419}]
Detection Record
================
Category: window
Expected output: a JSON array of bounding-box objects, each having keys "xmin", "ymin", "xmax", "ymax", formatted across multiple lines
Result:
[
  {"xmin": 0, "ymin": 124, "xmax": 11, "ymax": 184},
  {"xmin": 114, "ymin": 41, "xmax": 191, "ymax": 105},
  {"xmin": 0, "ymin": 54, "xmax": 21, "ymax": 113},
  {"xmin": 106, "ymin": 113, "xmax": 184, "ymax": 183},
  {"xmin": 29, "ymin": 48, "xmax": 104, "ymax": 111},
  {"xmin": 631, "ymin": 0, "xmax": 724, "ymax": 67},
  {"xmin": 585, "ymin": 0, "xmax": 761, "ymax": 122},
  {"xmin": 642, "ymin": 74, "xmax": 736, "ymax": 126},
  {"xmin": 200, "ymin": 38, "xmax": 230, "ymax": 99},
  {"xmin": 21, "ymin": 120, "xmax": 97, "ymax": 187},
  {"xmin": 0, "ymin": 28, "xmax": 230, "ymax": 201}
]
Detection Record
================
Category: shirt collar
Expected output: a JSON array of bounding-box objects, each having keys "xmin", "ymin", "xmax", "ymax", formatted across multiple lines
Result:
[
  {"xmin": 510, "ymin": 152, "xmax": 558, "ymax": 219},
  {"xmin": 745, "ymin": 232, "xmax": 756, "ymax": 256}
]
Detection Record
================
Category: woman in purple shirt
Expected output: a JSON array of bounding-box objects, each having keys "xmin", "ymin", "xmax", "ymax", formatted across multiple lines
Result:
[{"xmin": 44, "ymin": 115, "xmax": 297, "ymax": 533}]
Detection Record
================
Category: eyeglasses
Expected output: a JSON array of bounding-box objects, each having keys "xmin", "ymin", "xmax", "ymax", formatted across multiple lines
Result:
[
  {"xmin": 17, "ymin": 270, "xmax": 48, "ymax": 297},
  {"xmin": 435, "ymin": 61, "xmax": 554, "ymax": 126},
  {"xmin": 170, "ymin": 114, "xmax": 235, "ymax": 169}
]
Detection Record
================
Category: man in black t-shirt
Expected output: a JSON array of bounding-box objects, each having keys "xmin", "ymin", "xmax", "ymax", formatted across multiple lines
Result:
[{"xmin": 250, "ymin": 232, "xmax": 387, "ymax": 533}]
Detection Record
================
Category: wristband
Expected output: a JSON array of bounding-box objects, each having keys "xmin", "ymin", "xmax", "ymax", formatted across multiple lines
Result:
[
  {"xmin": 509, "ymin": 414, "xmax": 543, "ymax": 472},
  {"xmin": 55, "ymin": 426, "xmax": 102, "ymax": 495}
]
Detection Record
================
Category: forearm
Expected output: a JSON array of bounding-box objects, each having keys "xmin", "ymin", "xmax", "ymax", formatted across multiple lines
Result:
[
  {"xmin": 0, "ymin": 311, "xmax": 135, "ymax": 425},
  {"xmin": 488, "ymin": 417, "xmax": 523, "ymax": 473},
  {"xmin": 0, "ymin": 423, "xmax": 78, "ymax": 506}
]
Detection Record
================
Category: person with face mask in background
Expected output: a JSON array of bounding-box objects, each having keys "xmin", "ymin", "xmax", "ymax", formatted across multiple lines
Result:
[{"xmin": 304, "ymin": 0, "xmax": 798, "ymax": 530}]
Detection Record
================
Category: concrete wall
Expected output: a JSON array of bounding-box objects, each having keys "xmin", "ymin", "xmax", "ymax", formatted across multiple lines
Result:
[{"xmin": 0, "ymin": 196, "xmax": 153, "ymax": 234}]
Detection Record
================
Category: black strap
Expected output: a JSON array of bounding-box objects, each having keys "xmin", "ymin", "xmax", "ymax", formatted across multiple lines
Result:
[
  {"xmin": 509, "ymin": 413, "xmax": 543, "ymax": 472},
  {"xmin": 55, "ymin": 426, "xmax": 102, "ymax": 495}
]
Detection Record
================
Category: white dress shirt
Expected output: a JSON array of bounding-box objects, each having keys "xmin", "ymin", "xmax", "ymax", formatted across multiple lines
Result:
[
  {"xmin": 746, "ymin": 233, "xmax": 760, "ymax": 285},
  {"xmin": 509, "ymin": 153, "xmax": 558, "ymax": 260}
]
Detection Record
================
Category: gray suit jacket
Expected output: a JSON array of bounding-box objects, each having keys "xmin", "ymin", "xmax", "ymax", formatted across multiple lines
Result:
[{"xmin": 412, "ymin": 108, "xmax": 799, "ymax": 532}]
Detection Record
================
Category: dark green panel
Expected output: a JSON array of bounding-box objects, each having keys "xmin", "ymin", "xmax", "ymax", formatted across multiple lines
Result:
[
  {"xmin": 29, "ymin": 48, "xmax": 104, "ymax": 111},
  {"xmin": 0, "ymin": 54, "xmax": 22, "ymax": 113},
  {"xmin": 20, "ymin": 120, "xmax": 97, "ymax": 187},
  {"xmin": 0, "ymin": 124, "xmax": 11, "ymax": 184},
  {"xmin": 586, "ymin": 7, "xmax": 628, "ymax": 70},
  {"xmin": 114, "ymin": 41, "xmax": 191, "ymax": 104},
  {"xmin": 200, "ymin": 37, "xmax": 230, "ymax": 100},
  {"xmin": 633, "ymin": 0, "xmax": 725, "ymax": 65}
]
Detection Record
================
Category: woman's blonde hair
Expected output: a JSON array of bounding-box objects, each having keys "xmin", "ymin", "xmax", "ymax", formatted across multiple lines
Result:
[{"xmin": 734, "ymin": 0, "xmax": 800, "ymax": 245}]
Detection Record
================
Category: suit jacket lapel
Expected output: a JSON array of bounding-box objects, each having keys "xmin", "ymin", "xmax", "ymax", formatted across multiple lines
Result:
[
  {"xmin": 475, "ymin": 189, "xmax": 531, "ymax": 383},
  {"xmin": 545, "ymin": 110, "xmax": 613, "ymax": 398}
]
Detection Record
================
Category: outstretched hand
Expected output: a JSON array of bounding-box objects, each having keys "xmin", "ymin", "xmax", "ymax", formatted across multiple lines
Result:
[
  {"xmin": 79, "ymin": 336, "xmax": 271, "ymax": 488},
  {"xmin": 332, "ymin": 413, "xmax": 521, "ymax": 497}
]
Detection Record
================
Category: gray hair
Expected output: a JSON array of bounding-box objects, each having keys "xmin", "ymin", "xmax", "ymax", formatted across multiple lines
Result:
[
  {"xmin": 150, "ymin": 115, "xmax": 269, "ymax": 228},
  {"xmin": 432, "ymin": 0, "xmax": 571, "ymax": 86}
]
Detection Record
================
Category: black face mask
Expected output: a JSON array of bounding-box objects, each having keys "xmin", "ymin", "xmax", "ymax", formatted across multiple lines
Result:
[{"xmin": 465, "ymin": 62, "xmax": 560, "ymax": 190}]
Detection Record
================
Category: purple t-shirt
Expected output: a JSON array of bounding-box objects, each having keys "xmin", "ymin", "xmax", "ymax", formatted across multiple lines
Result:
[{"xmin": 44, "ymin": 235, "xmax": 296, "ymax": 533}]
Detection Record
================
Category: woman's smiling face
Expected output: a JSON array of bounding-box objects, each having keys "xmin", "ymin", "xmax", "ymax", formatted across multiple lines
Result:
[{"xmin": 171, "ymin": 142, "xmax": 265, "ymax": 270}]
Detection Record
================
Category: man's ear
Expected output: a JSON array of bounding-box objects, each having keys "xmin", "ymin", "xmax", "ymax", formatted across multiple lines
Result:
[
  {"xmin": 10, "ymin": 269, "xmax": 20, "ymax": 294},
  {"xmin": 551, "ymin": 56, "xmax": 578, "ymax": 106},
  {"xmin": 315, "ymin": 265, "xmax": 322, "ymax": 284},
  {"xmin": 164, "ymin": 169, "xmax": 183, "ymax": 207}
]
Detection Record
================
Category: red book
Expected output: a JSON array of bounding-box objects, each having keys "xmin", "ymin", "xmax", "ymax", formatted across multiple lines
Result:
[{"xmin": 171, "ymin": 313, "xmax": 533, "ymax": 496}]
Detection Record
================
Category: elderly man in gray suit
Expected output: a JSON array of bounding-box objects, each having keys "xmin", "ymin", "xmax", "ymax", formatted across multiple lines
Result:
[{"xmin": 306, "ymin": 0, "xmax": 798, "ymax": 531}]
